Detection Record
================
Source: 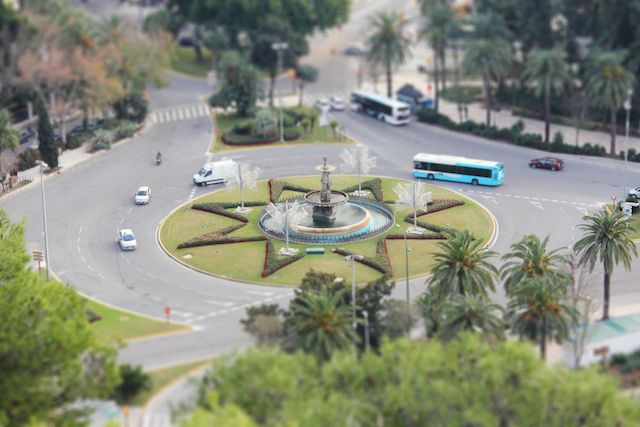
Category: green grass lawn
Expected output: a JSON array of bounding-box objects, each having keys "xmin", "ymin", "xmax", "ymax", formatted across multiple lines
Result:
[
  {"xmin": 170, "ymin": 47, "xmax": 213, "ymax": 78},
  {"xmin": 212, "ymin": 113, "xmax": 354, "ymax": 152},
  {"xmin": 605, "ymin": 204, "xmax": 640, "ymax": 240},
  {"xmin": 160, "ymin": 177, "xmax": 495, "ymax": 285},
  {"xmin": 85, "ymin": 299, "xmax": 190, "ymax": 345},
  {"xmin": 440, "ymin": 85, "xmax": 483, "ymax": 104},
  {"xmin": 129, "ymin": 359, "xmax": 212, "ymax": 406}
]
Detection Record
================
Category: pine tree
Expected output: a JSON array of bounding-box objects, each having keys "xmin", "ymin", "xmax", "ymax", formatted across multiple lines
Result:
[{"xmin": 36, "ymin": 95, "xmax": 58, "ymax": 169}]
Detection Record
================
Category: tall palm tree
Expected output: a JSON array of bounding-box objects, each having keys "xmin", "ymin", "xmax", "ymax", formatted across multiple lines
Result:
[
  {"xmin": 96, "ymin": 14, "xmax": 133, "ymax": 46},
  {"xmin": 427, "ymin": 230, "xmax": 499, "ymax": 302},
  {"xmin": 365, "ymin": 10, "xmax": 412, "ymax": 98},
  {"xmin": 522, "ymin": 50, "xmax": 571, "ymax": 144},
  {"xmin": 500, "ymin": 234, "xmax": 570, "ymax": 297},
  {"xmin": 287, "ymin": 287, "xmax": 359, "ymax": 362},
  {"xmin": 0, "ymin": 109, "xmax": 20, "ymax": 154},
  {"xmin": 418, "ymin": 2, "xmax": 458, "ymax": 91},
  {"xmin": 438, "ymin": 295, "xmax": 506, "ymax": 344},
  {"xmin": 583, "ymin": 50, "xmax": 635, "ymax": 156},
  {"xmin": 462, "ymin": 40, "xmax": 510, "ymax": 128},
  {"xmin": 508, "ymin": 275, "xmax": 579, "ymax": 360},
  {"xmin": 574, "ymin": 210, "xmax": 638, "ymax": 320},
  {"xmin": 467, "ymin": 12, "xmax": 512, "ymax": 42}
]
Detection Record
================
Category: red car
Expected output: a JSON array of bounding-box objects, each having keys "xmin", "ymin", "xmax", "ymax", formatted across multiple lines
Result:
[{"xmin": 529, "ymin": 157, "xmax": 564, "ymax": 171}]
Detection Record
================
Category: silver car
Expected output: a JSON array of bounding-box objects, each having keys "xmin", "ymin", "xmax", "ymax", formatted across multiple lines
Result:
[
  {"xmin": 134, "ymin": 186, "xmax": 151, "ymax": 204},
  {"xmin": 118, "ymin": 229, "xmax": 137, "ymax": 251},
  {"xmin": 629, "ymin": 187, "xmax": 640, "ymax": 199}
]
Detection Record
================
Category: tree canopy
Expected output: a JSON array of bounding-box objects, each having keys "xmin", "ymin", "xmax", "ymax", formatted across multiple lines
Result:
[
  {"xmin": 0, "ymin": 208, "xmax": 120, "ymax": 426},
  {"xmin": 182, "ymin": 334, "xmax": 640, "ymax": 426}
]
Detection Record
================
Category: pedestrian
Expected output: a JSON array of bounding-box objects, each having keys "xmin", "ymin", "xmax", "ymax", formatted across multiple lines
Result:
[
  {"xmin": 458, "ymin": 104, "xmax": 463, "ymax": 123},
  {"xmin": 464, "ymin": 105, "xmax": 469, "ymax": 120}
]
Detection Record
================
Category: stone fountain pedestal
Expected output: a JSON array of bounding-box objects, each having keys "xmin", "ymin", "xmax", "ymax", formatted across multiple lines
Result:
[{"xmin": 304, "ymin": 158, "xmax": 349, "ymax": 223}]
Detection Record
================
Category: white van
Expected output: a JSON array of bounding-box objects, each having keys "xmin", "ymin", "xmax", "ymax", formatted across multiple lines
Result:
[{"xmin": 193, "ymin": 160, "xmax": 237, "ymax": 186}]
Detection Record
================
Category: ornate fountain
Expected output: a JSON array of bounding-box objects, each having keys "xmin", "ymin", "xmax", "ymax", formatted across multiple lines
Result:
[{"xmin": 303, "ymin": 158, "xmax": 349, "ymax": 222}]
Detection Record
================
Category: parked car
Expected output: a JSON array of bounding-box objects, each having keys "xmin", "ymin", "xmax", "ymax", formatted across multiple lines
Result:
[
  {"xmin": 529, "ymin": 157, "xmax": 564, "ymax": 171},
  {"xmin": 70, "ymin": 125, "xmax": 86, "ymax": 135},
  {"xmin": 330, "ymin": 96, "xmax": 345, "ymax": 111},
  {"xmin": 134, "ymin": 186, "xmax": 151, "ymax": 204},
  {"xmin": 315, "ymin": 98, "xmax": 330, "ymax": 112},
  {"xmin": 19, "ymin": 131, "xmax": 31, "ymax": 144},
  {"xmin": 629, "ymin": 187, "xmax": 640, "ymax": 199},
  {"xmin": 345, "ymin": 43, "xmax": 366, "ymax": 56},
  {"xmin": 118, "ymin": 229, "xmax": 137, "ymax": 251},
  {"xmin": 178, "ymin": 37, "xmax": 196, "ymax": 47}
]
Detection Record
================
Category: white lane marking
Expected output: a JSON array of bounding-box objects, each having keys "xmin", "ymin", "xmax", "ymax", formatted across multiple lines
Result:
[
  {"xmin": 230, "ymin": 307, "xmax": 240, "ymax": 311},
  {"xmin": 481, "ymin": 195, "xmax": 498, "ymax": 204},
  {"xmin": 504, "ymin": 194, "xmax": 511, "ymax": 197},
  {"xmin": 476, "ymin": 191, "xmax": 484, "ymax": 194},
  {"xmin": 263, "ymin": 298, "xmax": 274, "ymax": 302},
  {"xmin": 576, "ymin": 207, "xmax": 589, "ymax": 216},
  {"xmin": 171, "ymin": 110, "xmax": 177, "ymax": 121},
  {"xmin": 522, "ymin": 196, "xmax": 530, "ymax": 199},
  {"xmin": 275, "ymin": 295, "xmax": 287, "ymax": 299},
  {"xmin": 206, "ymin": 313, "xmax": 217, "ymax": 318},
  {"xmin": 244, "ymin": 290, "xmax": 275, "ymax": 296},
  {"xmin": 112, "ymin": 282, "xmax": 125, "ymax": 289},
  {"xmin": 218, "ymin": 309, "xmax": 229, "ymax": 315},
  {"xmin": 158, "ymin": 112, "xmax": 164, "ymax": 123},
  {"xmin": 79, "ymin": 227, "xmax": 82, "ymax": 234},
  {"xmin": 579, "ymin": 203, "xmax": 587, "ymax": 206},
  {"xmin": 551, "ymin": 200, "xmax": 558, "ymax": 202},
  {"xmin": 494, "ymin": 193, "xmax": 502, "ymax": 196},
  {"xmin": 567, "ymin": 216, "xmax": 572, "ymax": 221},
  {"xmin": 183, "ymin": 318, "xmax": 195, "ymax": 324},
  {"xmin": 529, "ymin": 201, "xmax": 544, "ymax": 210},
  {"xmin": 542, "ymin": 198, "xmax": 549, "ymax": 201},
  {"xmin": 513, "ymin": 195, "xmax": 521, "ymax": 198},
  {"xmin": 77, "ymin": 236, "xmax": 80, "ymax": 243},
  {"xmin": 135, "ymin": 267, "xmax": 143, "ymax": 273},
  {"xmin": 147, "ymin": 273, "xmax": 156, "ymax": 279},
  {"xmin": 120, "ymin": 253, "xmax": 124, "ymax": 258},
  {"xmin": 127, "ymin": 208, "xmax": 132, "ymax": 214},
  {"xmin": 185, "ymin": 108, "xmax": 191, "ymax": 119},
  {"xmin": 531, "ymin": 197, "xmax": 539, "ymax": 200},
  {"xmin": 568, "ymin": 244, "xmax": 572, "ymax": 251},
  {"xmin": 98, "ymin": 273, "xmax": 107, "ymax": 280},
  {"xmin": 199, "ymin": 105, "xmax": 207, "ymax": 115},
  {"xmin": 178, "ymin": 109, "xmax": 184, "ymax": 120},
  {"xmin": 205, "ymin": 300, "xmax": 235, "ymax": 307},
  {"xmin": 195, "ymin": 315, "xmax": 206, "ymax": 320},
  {"xmin": 125, "ymin": 259, "xmax": 131, "ymax": 265},
  {"xmin": 87, "ymin": 265, "xmax": 95, "ymax": 272},
  {"xmin": 80, "ymin": 256, "xmax": 86, "ymax": 263},
  {"xmin": 120, "ymin": 218, "xmax": 124, "ymax": 224},
  {"xmin": 570, "ymin": 202, "xmax": 577, "ymax": 205},
  {"xmin": 572, "ymin": 234, "xmax": 575, "ymax": 240}
]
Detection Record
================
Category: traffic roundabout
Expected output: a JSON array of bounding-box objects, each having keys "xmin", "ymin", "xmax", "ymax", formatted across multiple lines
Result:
[{"xmin": 158, "ymin": 171, "xmax": 496, "ymax": 286}]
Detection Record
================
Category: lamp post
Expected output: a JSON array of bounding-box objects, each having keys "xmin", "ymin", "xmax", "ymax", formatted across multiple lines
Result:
[
  {"xmin": 361, "ymin": 310, "xmax": 370, "ymax": 352},
  {"xmin": 271, "ymin": 42, "xmax": 288, "ymax": 143},
  {"xmin": 395, "ymin": 224, "xmax": 410, "ymax": 310},
  {"xmin": 623, "ymin": 88, "xmax": 633, "ymax": 202},
  {"xmin": 35, "ymin": 160, "xmax": 50, "ymax": 282},
  {"xmin": 343, "ymin": 254, "xmax": 364, "ymax": 342}
]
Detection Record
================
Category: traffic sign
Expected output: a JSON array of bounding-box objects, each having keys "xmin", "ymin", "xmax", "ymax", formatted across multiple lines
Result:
[
  {"xmin": 33, "ymin": 250, "xmax": 44, "ymax": 262},
  {"xmin": 215, "ymin": 127, "xmax": 220, "ymax": 134},
  {"xmin": 165, "ymin": 307, "xmax": 171, "ymax": 315}
]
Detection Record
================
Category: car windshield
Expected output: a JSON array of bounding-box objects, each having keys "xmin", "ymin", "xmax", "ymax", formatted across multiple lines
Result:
[
  {"xmin": 198, "ymin": 168, "xmax": 207, "ymax": 176},
  {"xmin": 123, "ymin": 234, "xmax": 135, "ymax": 241},
  {"xmin": 137, "ymin": 190, "xmax": 147, "ymax": 196}
]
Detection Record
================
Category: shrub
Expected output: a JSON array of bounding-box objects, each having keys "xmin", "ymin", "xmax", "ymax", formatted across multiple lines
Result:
[
  {"xmin": 96, "ymin": 118, "xmax": 119, "ymax": 131},
  {"xmin": 261, "ymin": 239, "xmax": 305, "ymax": 277},
  {"xmin": 112, "ymin": 364, "xmax": 151, "ymax": 404},
  {"xmin": 177, "ymin": 223, "xmax": 267, "ymax": 248},
  {"xmin": 334, "ymin": 240, "xmax": 391, "ymax": 275},
  {"xmin": 510, "ymin": 119, "xmax": 525, "ymax": 135},
  {"xmin": 65, "ymin": 132, "xmax": 90, "ymax": 150},
  {"xmin": 190, "ymin": 203, "xmax": 249, "ymax": 222},
  {"xmin": 116, "ymin": 121, "xmax": 136, "ymax": 139},
  {"xmin": 282, "ymin": 114, "xmax": 296, "ymax": 128},
  {"xmin": 343, "ymin": 178, "xmax": 383, "ymax": 201},
  {"xmin": 269, "ymin": 179, "xmax": 315, "ymax": 202},
  {"xmin": 221, "ymin": 129, "xmax": 300, "ymax": 146},
  {"xmin": 16, "ymin": 148, "xmax": 42, "ymax": 171},
  {"xmin": 580, "ymin": 143, "xmax": 593, "ymax": 155},
  {"xmin": 254, "ymin": 108, "xmax": 278, "ymax": 138},
  {"xmin": 232, "ymin": 122, "xmax": 253, "ymax": 135},
  {"xmin": 92, "ymin": 129, "xmax": 113, "ymax": 150}
]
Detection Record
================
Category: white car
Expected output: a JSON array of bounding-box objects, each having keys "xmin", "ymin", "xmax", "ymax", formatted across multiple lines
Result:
[
  {"xmin": 345, "ymin": 43, "xmax": 366, "ymax": 56},
  {"xmin": 134, "ymin": 186, "xmax": 151, "ymax": 204},
  {"xmin": 118, "ymin": 229, "xmax": 137, "ymax": 251},
  {"xmin": 629, "ymin": 187, "xmax": 640, "ymax": 199},
  {"xmin": 315, "ymin": 99, "xmax": 330, "ymax": 112},
  {"xmin": 330, "ymin": 96, "xmax": 345, "ymax": 111}
]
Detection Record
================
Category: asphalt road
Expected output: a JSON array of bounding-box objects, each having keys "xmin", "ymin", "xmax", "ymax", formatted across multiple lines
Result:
[{"xmin": 3, "ymin": 0, "xmax": 640, "ymax": 375}]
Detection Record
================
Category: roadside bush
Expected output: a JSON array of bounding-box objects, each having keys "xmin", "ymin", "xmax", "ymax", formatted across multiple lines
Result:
[
  {"xmin": 282, "ymin": 114, "xmax": 296, "ymax": 128},
  {"xmin": 262, "ymin": 239, "xmax": 305, "ymax": 277},
  {"xmin": 232, "ymin": 122, "xmax": 253, "ymax": 135},
  {"xmin": 116, "ymin": 121, "xmax": 136, "ymax": 139},
  {"xmin": 65, "ymin": 132, "xmax": 91, "ymax": 150},
  {"xmin": 510, "ymin": 119, "xmax": 525, "ymax": 135},
  {"xmin": 221, "ymin": 129, "xmax": 300, "ymax": 146},
  {"xmin": 92, "ymin": 129, "xmax": 113, "ymax": 150},
  {"xmin": 112, "ymin": 364, "xmax": 151, "ymax": 404},
  {"xmin": 96, "ymin": 118, "xmax": 119, "ymax": 131},
  {"xmin": 16, "ymin": 148, "xmax": 42, "ymax": 171}
]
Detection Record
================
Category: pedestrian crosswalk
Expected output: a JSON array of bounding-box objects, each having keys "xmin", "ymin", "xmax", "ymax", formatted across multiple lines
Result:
[{"xmin": 151, "ymin": 104, "xmax": 210, "ymax": 124}]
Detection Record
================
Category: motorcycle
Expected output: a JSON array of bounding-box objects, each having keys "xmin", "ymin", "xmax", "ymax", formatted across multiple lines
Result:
[{"xmin": 156, "ymin": 157, "xmax": 162, "ymax": 166}]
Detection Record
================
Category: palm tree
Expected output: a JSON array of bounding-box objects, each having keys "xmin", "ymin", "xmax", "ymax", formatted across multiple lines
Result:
[
  {"xmin": 522, "ymin": 50, "xmax": 571, "ymax": 144},
  {"xmin": 287, "ymin": 287, "xmax": 359, "ymax": 361},
  {"xmin": 583, "ymin": 50, "xmax": 635, "ymax": 156},
  {"xmin": 365, "ymin": 10, "xmax": 412, "ymax": 98},
  {"xmin": 295, "ymin": 64, "xmax": 318, "ymax": 107},
  {"xmin": 508, "ymin": 275, "xmax": 579, "ymax": 360},
  {"xmin": 462, "ymin": 40, "xmax": 510, "ymax": 128},
  {"xmin": 427, "ymin": 230, "xmax": 499, "ymax": 302},
  {"xmin": 414, "ymin": 286, "xmax": 442, "ymax": 338},
  {"xmin": 0, "ymin": 109, "xmax": 20, "ymax": 154},
  {"xmin": 500, "ymin": 234, "xmax": 570, "ymax": 297},
  {"xmin": 418, "ymin": 2, "xmax": 458, "ymax": 91},
  {"xmin": 574, "ymin": 210, "xmax": 638, "ymax": 320},
  {"xmin": 96, "ymin": 14, "xmax": 133, "ymax": 46},
  {"xmin": 467, "ymin": 12, "xmax": 512, "ymax": 42},
  {"xmin": 438, "ymin": 295, "xmax": 506, "ymax": 344}
]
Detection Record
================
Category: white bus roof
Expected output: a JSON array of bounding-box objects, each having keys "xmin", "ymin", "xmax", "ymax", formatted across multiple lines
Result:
[
  {"xmin": 351, "ymin": 90, "xmax": 410, "ymax": 109},
  {"xmin": 413, "ymin": 153, "xmax": 501, "ymax": 168}
]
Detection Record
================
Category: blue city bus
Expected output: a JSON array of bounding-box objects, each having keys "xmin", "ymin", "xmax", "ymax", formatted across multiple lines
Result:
[{"xmin": 412, "ymin": 153, "xmax": 505, "ymax": 186}]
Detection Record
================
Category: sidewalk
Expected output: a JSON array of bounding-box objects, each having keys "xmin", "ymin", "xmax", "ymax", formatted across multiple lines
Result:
[{"xmin": 0, "ymin": 121, "xmax": 154, "ymax": 203}]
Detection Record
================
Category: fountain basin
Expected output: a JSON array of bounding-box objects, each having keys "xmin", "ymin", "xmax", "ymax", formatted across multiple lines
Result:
[{"xmin": 296, "ymin": 204, "xmax": 370, "ymax": 237}]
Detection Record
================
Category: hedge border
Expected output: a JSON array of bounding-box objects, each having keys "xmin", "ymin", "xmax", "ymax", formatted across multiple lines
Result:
[
  {"xmin": 220, "ymin": 131, "xmax": 301, "ymax": 146},
  {"xmin": 191, "ymin": 204, "xmax": 249, "ymax": 223},
  {"xmin": 261, "ymin": 239, "xmax": 305, "ymax": 277}
]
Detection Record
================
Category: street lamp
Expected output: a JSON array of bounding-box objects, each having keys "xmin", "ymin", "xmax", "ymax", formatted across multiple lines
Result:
[
  {"xmin": 623, "ymin": 88, "xmax": 633, "ymax": 202},
  {"xmin": 343, "ymin": 254, "xmax": 364, "ymax": 340},
  {"xmin": 271, "ymin": 42, "xmax": 288, "ymax": 143},
  {"xmin": 35, "ymin": 160, "xmax": 50, "ymax": 282},
  {"xmin": 361, "ymin": 310, "xmax": 370, "ymax": 352},
  {"xmin": 395, "ymin": 224, "xmax": 410, "ymax": 310}
]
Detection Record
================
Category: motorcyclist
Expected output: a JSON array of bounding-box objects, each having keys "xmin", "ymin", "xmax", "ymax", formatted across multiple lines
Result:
[{"xmin": 156, "ymin": 152, "xmax": 162, "ymax": 165}]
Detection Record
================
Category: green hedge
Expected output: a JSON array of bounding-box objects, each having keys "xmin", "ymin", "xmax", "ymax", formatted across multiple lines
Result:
[
  {"xmin": 261, "ymin": 239, "xmax": 306, "ymax": 277},
  {"xmin": 221, "ymin": 129, "xmax": 301, "ymax": 146},
  {"xmin": 177, "ymin": 223, "xmax": 267, "ymax": 249},
  {"xmin": 191, "ymin": 203, "xmax": 250, "ymax": 222},
  {"xmin": 403, "ymin": 216, "xmax": 455, "ymax": 235},
  {"xmin": 406, "ymin": 199, "xmax": 464, "ymax": 218},
  {"xmin": 416, "ymin": 108, "xmax": 607, "ymax": 157},
  {"xmin": 334, "ymin": 239, "xmax": 391, "ymax": 275},
  {"xmin": 343, "ymin": 178, "xmax": 384, "ymax": 201},
  {"xmin": 269, "ymin": 179, "xmax": 315, "ymax": 202}
]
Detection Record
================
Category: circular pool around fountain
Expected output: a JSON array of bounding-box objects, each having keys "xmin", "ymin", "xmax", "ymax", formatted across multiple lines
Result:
[{"xmin": 259, "ymin": 196, "xmax": 395, "ymax": 245}]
